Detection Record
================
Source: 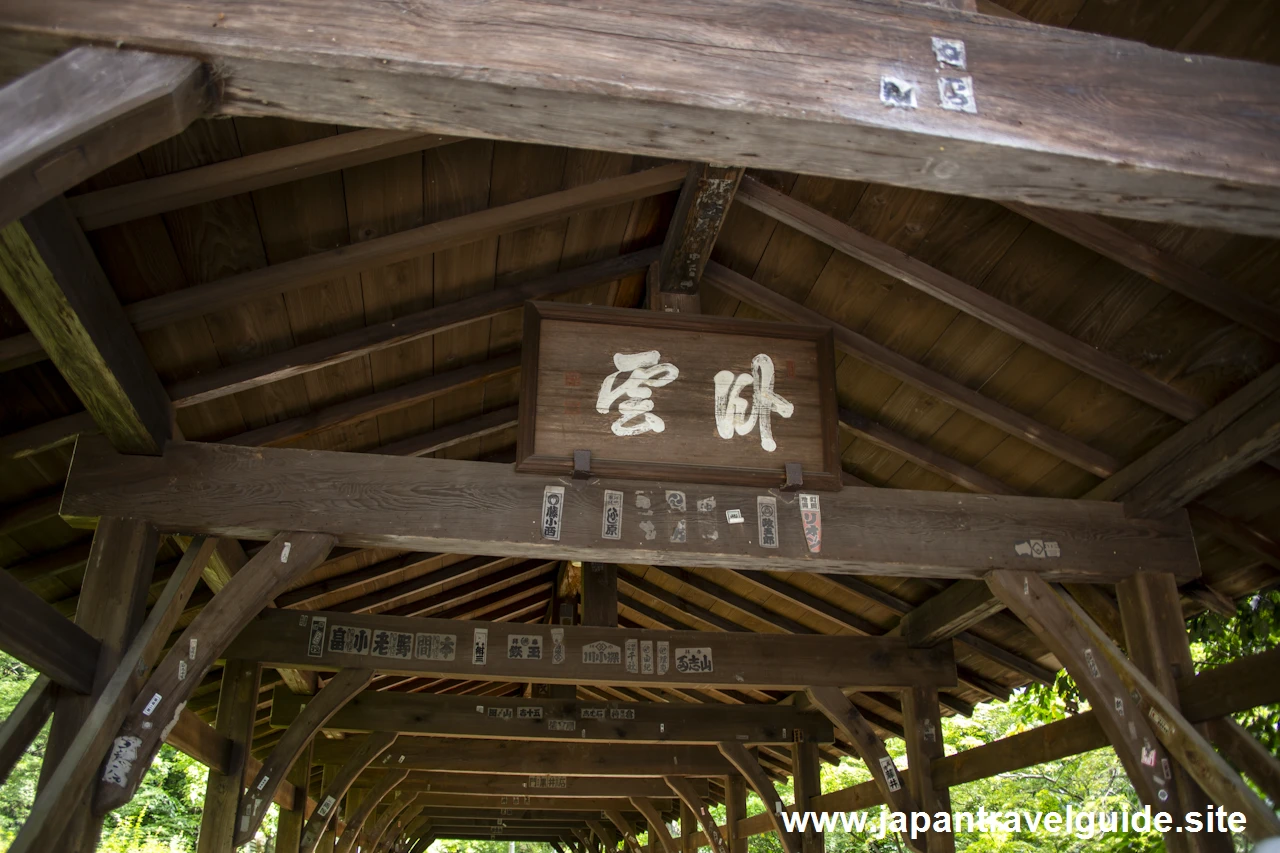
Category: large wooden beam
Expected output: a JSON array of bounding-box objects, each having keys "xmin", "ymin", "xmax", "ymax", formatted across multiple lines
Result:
[
  {"xmin": 236, "ymin": 668, "xmax": 375, "ymax": 845},
  {"xmin": 93, "ymin": 533, "xmax": 336, "ymax": 815},
  {"xmin": 63, "ymin": 437, "xmax": 1200, "ymax": 583},
  {"xmin": 988, "ymin": 570, "xmax": 1280, "ymax": 841},
  {"xmin": 229, "ymin": 607, "xmax": 955, "ymax": 691},
  {"xmin": 0, "ymin": 198, "xmax": 172, "ymax": 453},
  {"xmin": 0, "ymin": 567, "xmax": 99, "ymax": 693},
  {"xmin": 270, "ymin": 689, "xmax": 834, "ymax": 744},
  {"xmin": 313, "ymin": 736, "xmax": 734, "ymax": 777},
  {"xmin": 5, "ymin": 3, "xmax": 1280, "ymax": 233},
  {"xmin": 0, "ymin": 46, "xmax": 209, "ymax": 227},
  {"xmin": 1085, "ymin": 363, "xmax": 1280, "ymax": 518}
]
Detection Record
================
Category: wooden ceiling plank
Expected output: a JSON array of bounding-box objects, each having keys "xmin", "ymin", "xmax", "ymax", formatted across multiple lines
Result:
[
  {"xmin": 229, "ymin": 606, "xmax": 956, "ymax": 691},
  {"xmin": 375, "ymin": 405, "xmax": 518, "ymax": 458},
  {"xmin": 1084, "ymin": 363, "xmax": 1280, "ymax": 517},
  {"xmin": 1003, "ymin": 202, "xmax": 1280, "ymax": 343},
  {"xmin": 5, "ymin": 4, "xmax": 1280, "ymax": 231},
  {"xmin": 0, "ymin": 46, "xmax": 210, "ymax": 227},
  {"xmin": 72, "ymin": 129, "xmax": 460, "ymax": 231},
  {"xmin": 0, "ymin": 198, "xmax": 173, "ymax": 453},
  {"xmin": 704, "ymin": 262, "xmax": 1119, "ymax": 478},
  {"xmin": 741, "ymin": 176, "xmax": 1206, "ymax": 421},
  {"xmin": 61, "ymin": 437, "xmax": 1201, "ymax": 583}
]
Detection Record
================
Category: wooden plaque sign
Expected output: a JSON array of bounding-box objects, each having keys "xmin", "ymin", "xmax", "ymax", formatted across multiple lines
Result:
[{"xmin": 516, "ymin": 302, "xmax": 840, "ymax": 490}]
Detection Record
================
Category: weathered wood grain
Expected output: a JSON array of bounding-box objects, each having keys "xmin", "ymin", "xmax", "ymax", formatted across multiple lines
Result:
[
  {"xmin": 7, "ymin": 534, "xmax": 209, "ymax": 853},
  {"xmin": 61, "ymin": 437, "xmax": 1202, "ymax": 582},
  {"xmin": 705, "ymin": 262, "xmax": 1118, "ymax": 478},
  {"xmin": 1085, "ymin": 363, "xmax": 1280, "ymax": 517},
  {"xmin": 0, "ymin": 198, "xmax": 171, "ymax": 453},
  {"xmin": 72, "ymin": 129, "xmax": 459, "ymax": 230},
  {"xmin": 0, "ymin": 566, "xmax": 98, "ymax": 693},
  {"xmin": 0, "ymin": 46, "xmax": 210, "ymax": 226},
  {"xmin": 228, "ymin": 606, "xmax": 955, "ymax": 690},
  {"xmin": 92, "ymin": 533, "xmax": 335, "ymax": 815},
  {"xmin": 270, "ymin": 688, "xmax": 833, "ymax": 744},
  {"xmin": 739, "ymin": 177, "xmax": 1204, "ymax": 421},
  {"xmin": 236, "ymin": 668, "xmax": 375, "ymax": 845},
  {"xmin": 2, "ymin": 2, "xmax": 1279, "ymax": 232}
]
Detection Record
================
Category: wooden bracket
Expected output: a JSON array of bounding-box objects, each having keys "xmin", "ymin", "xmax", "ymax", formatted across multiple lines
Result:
[
  {"xmin": 92, "ymin": 532, "xmax": 336, "ymax": 817},
  {"xmin": 782, "ymin": 462, "xmax": 804, "ymax": 492},
  {"xmin": 573, "ymin": 449, "xmax": 592, "ymax": 488}
]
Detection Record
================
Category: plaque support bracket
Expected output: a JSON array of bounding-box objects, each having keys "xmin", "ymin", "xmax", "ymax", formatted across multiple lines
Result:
[
  {"xmin": 572, "ymin": 449, "xmax": 593, "ymax": 489},
  {"xmin": 782, "ymin": 462, "xmax": 804, "ymax": 492}
]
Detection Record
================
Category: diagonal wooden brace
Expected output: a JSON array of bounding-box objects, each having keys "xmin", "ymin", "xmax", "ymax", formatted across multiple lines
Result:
[
  {"xmin": 988, "ymin": 570, "xmax": 1280, "ymax": 841},
  {"xmin": 93, "ymin": 532, "xmax": 335, "ymax": 816},
  {"xmin": 235, "ymin": 667, "xmax": 374, "ymax": 845},
  {"xmin": 304, "ymin": 730, "xmax": 399, "ymax": 853}
]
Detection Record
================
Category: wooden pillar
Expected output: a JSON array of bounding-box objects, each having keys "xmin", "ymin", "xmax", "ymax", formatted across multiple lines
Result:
[
  {"xmin": 902, "ymin": 686, "xmax": 955, "ymax": 853},
  {"xmin": 679, "ymin": 802, "xmax": 696, "ymax": 853},
  {"xmin": 196, "ymin": 659, "xmax": 260, "ymax": 853},
  {"xmin": 791, "ymin": 739, "xmax": 823, "ymax": 853},
  {"xmin": 583, "ymin": 563, "xmax": 618, "ymax": 628},
  {"xmin": 724, "ymin": 776, "xmax": 746, "ymax": 853},
  {"xmin": 41, "ymin": 517, "xmax": 157, "ymax": 852},
  {"xmin": 1117, "ymin": 573, "xmax": 1233, "ymax": 853},
  {"xmin": 276, "ymin": 740, "xmax": 314, "ymax": 853}
]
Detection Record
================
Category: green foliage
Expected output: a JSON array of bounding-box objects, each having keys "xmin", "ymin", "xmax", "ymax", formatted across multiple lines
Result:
[{"xmin": 1189, "ymin": 590, "xmax": 1280, "ymax": 754}]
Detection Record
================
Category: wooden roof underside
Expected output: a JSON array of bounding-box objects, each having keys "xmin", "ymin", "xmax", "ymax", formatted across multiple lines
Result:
[{"xmin": 1, "ymin": 0, "xmax": 1279, "ymax": 793}]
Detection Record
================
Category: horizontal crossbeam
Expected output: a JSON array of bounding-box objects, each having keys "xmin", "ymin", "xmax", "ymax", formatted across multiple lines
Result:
[
  {"xmin": 227, "ymin": 608, "xmax": 955, "ymax": 690},
  {"xmin": 62, "ymin": 437, "xmax": 1200, "ymax": 582}
]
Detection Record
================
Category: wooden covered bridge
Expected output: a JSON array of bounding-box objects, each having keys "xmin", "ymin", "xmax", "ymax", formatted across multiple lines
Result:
[{"xmin": 0, "ymin": 0, "xmax": 1279, "ymax": 851}]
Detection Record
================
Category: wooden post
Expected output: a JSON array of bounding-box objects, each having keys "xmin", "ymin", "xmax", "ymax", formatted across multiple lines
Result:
[
  {"xmin": 583, "ymin": 563, "xmax": 619, "ymax": 628},
  {"xmin": 901, "ymin": 686, "xmax": 955, "ymax": 853},
  {"xmin": 679, "ymin": 802, "xmax": 695, "ymax": 853},
  {"xmin": 724, "ymin": 776, "xmax": 746, "ymax": 853},
  {"xmin": 791, "ymin": 737, "xmax": 823, "ymax": 853},
  {"xmin": 41, "ymin": 517, "xmax": 157, "ymax": 853},
  {"xmin": 1117, "ymin": 573, "xmax": 1231, "ymax": 853},
  {"xmin": 196, "ymin": 659, "xmax": 261, "ymax": 853},
  {"xmin": 276, "ymin": 740, "xmax": 313, "ymax": 853}
]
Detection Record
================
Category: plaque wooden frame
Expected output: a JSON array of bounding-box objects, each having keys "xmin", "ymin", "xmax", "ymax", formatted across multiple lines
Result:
[{"xmin": 515, "ymin": 302, "xmax": 841, "ymax": 490}]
